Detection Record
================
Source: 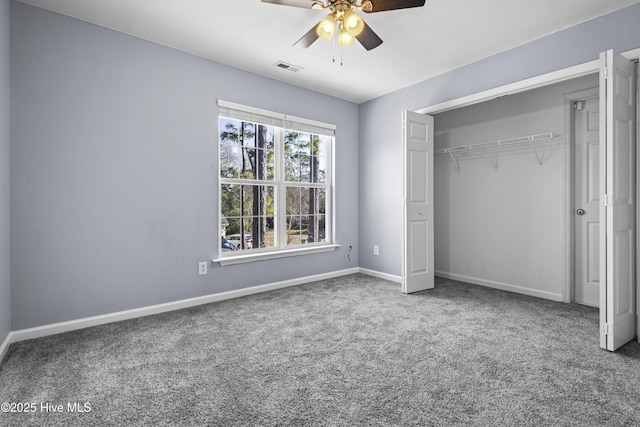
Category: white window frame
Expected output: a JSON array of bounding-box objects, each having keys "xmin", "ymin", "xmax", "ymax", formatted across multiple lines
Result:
[{"xmin": 214, "ymin": 100, "xmax": 338, "ymax": 266}]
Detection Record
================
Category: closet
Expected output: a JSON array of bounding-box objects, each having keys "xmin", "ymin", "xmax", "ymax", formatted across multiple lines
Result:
[
  {"xmin": 407, "ymin": 49, "xmax": 639, "ymax": 351},
  {"xmin": 432, "ymin": 74, "xmax": 600, "ymax": 302}
]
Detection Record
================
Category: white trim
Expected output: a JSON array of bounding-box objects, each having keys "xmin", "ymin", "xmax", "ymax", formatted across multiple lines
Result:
[
  {"xmin": 358, "ymin": 267, "xmax": 403, "ymax": 283},
  {"xmin": 284, "ymin": 113, "xmax": 337, "ymax": 133},
  {"xmin": 416, "ymin": 48, "xmax": 640, "ymax": 117},
  {"xmin": 7, "ymin": 267, "xmax": 359, "ymax": 345},
  {"xmin": 435, "ymin": 271, "xmax": 563, "ymax": 302},
  {"xmin": 218, "ymin": 99, "xmax": 336, "ymax": 134},
  {"xmin": 416, "ymin": 60, "xmax": 599, "ymax": 115},
  {"xmin": 217, "ymin": 99, "xmax": 285, "ymax": 120},
  {"xmin": 214, "ymin": 244, "xmax": 340, "ymax": 266},
  {"xmin": 0, "ymin": 332, "xmax": 11, "ymax": 364}
]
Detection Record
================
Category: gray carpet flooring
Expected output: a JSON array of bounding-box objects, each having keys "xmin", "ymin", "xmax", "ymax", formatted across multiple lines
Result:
[{"xmin": 1, "ymin": 273, "xmax": 640, "ymax": 426}]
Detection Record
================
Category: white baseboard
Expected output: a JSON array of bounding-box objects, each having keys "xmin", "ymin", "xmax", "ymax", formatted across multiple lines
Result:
[
  {"xmin": 358, "ymin": 267, "xmax": 403, "ymax": 284},
  {"xmin": 0, "ymin": 332, "xmax": 11, "ymax": 364},
  {"xmin": 435, "ymin": 270, "xmax": 563, "ymax": 302},
  {"xmin": 7, "ymin": 267, "xmax": 360, "ymax": 348}
]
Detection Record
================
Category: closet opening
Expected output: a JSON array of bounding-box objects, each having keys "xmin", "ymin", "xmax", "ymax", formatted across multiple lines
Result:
[
  {"xmin": 411, "ymin": 48, "xmax": 640, "ymax": 350},
  {"xmin": 431, "ymin": 74, "xmax": 599, "ymax": 303}
]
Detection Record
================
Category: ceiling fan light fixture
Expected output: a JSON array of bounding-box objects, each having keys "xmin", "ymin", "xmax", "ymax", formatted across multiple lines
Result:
[
  {"xmin": 359, "ymin": 1, "xmax": 373, "ymax": 13},
  {"xmin": 343, "ymin": 11, "xmax": 364, "ymax": 36},
  {"xmin": 337, "ymin": 27, "xmax": 354, "ymax": 47},
  {"xmin": 316, "ymin": 14, "xmax": 337, "ymax": 40}
]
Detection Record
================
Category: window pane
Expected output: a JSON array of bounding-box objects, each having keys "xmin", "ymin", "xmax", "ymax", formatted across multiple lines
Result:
[
  {"xmin": 284, "ymin": 131, "xmax": 299, "ymax": 182},
  {"xmin": 285, "ymin": 215, "xmax": 322, "ymax": 246},
  {"xmin": 317, "ymin": 135, "xmax": 329, "ymax": 158},
  {"xmin": 304, "ymin": 215, "xmax": 324, "ymax": 244},
  {"xmin": 220, "ymin": 145, "xmax": 241, "ymax": 179},
  {"xmin": 266, "ymin": 149, "xmax": 275, "ymax": 181},
  {"xmin": 221, "ymin": 184, "xmax": 240, "ymax": 217},
  {"xmin": 284, "ymin": 131, "xmax": 313, "ymax": 182},
  {"xmin": 315, "ymin": 155, "xmax": 327, "ymax": 183},
  {"xmin": 283, "ymin": 132, "xmax": 328, "ymax": 183},
  {"xmin": 284, "ymin": 187, "xmax": 326, "ymax": 246},
  {"xmin": 221, "ymin": 122, "xmax": 273, "ymax": 182},
  {"xmin": 242, "ymin": 122, "xmax": 255, "ymax": 148},
  {"xmin": 220, "ymin": 118, "xmax": 240, "ymax": 145},
  {"xmin": 315, "ymin": 215, "xmax": 327, "ymax": 242},
  {"xmin": 286, "ymin": 187, "xmax": 302, "ymax": 216},
  {"xmin": 317, "ymin": 188, "xmax": 326, "ymax": 214},
  {"xmin": 242, "ymin": 186, "xmax": 254, "ymax": 216},
  {"xmin": 220, "ymin": 118, "xmax": 241, "ymax": 179},
  {"xmin": 238, "ymin": 147, "xmax": 274, "ymax": 181},
  {"xmin": 221, "ymin": 184, "xmax": 275, "ymax": 252},
  {"xmin": 297, "ymin": 133, "xmax": 311, "ymax": 183},
  {"xmin": 240, "ymin": 148, "xmax": 256, "ymax": 179},
  {"xmin": 286, "ymin": 215, "xmax": 302, "ymax": 246},
  {"xmin": 286, "ymin": 187, "xmax": 326, "ymax": 217}
]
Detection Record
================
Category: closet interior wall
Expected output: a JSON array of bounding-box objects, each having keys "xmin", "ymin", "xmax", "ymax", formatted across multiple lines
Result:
[{"xmin": 434, "ymin": 74, "xmax": 599, "ymax": 301}]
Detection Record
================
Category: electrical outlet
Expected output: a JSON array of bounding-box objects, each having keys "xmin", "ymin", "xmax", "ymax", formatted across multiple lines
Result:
[
  {"xmin": 198, "ymin": 261, "xmax": 208, "ymax": 275},
  {"xmin": 373, "ymin": 245, "xmax": 379, "ymax": 256}
]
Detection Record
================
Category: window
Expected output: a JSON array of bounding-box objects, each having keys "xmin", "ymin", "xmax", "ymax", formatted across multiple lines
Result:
[{"xmin": 217, "ymin": 100, "xmax": 334, "ymax": 263}]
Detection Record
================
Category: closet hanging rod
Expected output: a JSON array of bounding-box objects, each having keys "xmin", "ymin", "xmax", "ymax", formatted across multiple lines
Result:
[{"xmin": 434, "ymin": 132, "xmax": 555, "ymax": 155}]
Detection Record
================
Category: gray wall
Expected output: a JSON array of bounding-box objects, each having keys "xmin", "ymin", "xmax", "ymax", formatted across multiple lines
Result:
[
  {"xmin": 359, "ymin": 3, "xmax": 640, "ymax": 277},
  {"xmin": 434, "ymin": 75, "xmax": 598, "ymax": 299},
  {"xmin": 0, "ymin": 0, "xmax": 10, "ymax": 342},
  {"xmin": 10, "ymin": 2, "xmax": 359, "ymax": 330}
]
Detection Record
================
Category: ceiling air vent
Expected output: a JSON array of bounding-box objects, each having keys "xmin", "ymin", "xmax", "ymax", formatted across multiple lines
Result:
[{"xmin": 274, "ymin": 61, "xmax": 303, "ymax": 72}]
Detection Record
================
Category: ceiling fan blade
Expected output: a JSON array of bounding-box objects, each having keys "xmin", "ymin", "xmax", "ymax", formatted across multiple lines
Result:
[
  {"xmin": 261, "ymin": 0, "xmax": 318, "ymax": 8},
  {"xmin": 294, "ymin": 23, "xmax": 320, "ymax": 48},
  {"xmin": 355, "ymin": 21, "xmax": 383, "ymax": 50},
  {"xmin": 365, "ymin": 0, "xmax": 426, "ymax": 13}
]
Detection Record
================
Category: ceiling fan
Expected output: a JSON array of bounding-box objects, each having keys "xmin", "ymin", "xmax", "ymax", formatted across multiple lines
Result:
[{"xmin": 262, "ymin": 0, "xmax": 426, "ymax": 51}]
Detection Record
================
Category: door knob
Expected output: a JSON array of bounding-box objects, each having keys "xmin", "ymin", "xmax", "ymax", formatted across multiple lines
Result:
[{"xmin": 576, "ymin": 209, "xmax": 586, "ymax": 216}]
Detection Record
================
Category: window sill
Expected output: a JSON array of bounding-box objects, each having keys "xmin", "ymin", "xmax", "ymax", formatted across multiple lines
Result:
[{"xmin": 213, "ymin": 244, "xmax": 341, "ymax": 266}]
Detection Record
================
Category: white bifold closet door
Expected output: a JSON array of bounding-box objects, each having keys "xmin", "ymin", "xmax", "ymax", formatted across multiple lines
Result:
[
  {"xmin": 402, "ymin": 111, "xmax": 434, "ymax": 294},
  {"xmin": 599, "ymin": 49, "xmax": 637, "ymax": 351}
]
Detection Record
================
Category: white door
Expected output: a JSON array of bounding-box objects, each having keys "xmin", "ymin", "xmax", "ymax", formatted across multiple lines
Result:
[
  {"xmin": 402, "ymin": 111, "xmax": 434, "ymax": 294},
  {"xmin": 599, "ymin": 49, "xmax": 636, "ymax": 351},
  {"xmin": 574, "ymin": 96, "xmax": 601, "ymax": 307}
]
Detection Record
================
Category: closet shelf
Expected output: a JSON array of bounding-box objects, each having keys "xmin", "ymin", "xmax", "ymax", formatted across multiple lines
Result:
[{"xmin": 435, "ymin": 132, "xmax": 555, "ymax": 171}]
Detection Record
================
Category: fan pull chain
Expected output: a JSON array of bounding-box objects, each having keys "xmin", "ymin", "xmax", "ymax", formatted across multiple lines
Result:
[
  {"xmin": 331, "ymin": 25, "xmax": 344, "ymax": 66},
  {"xmin": 332, "ymin": 30, "xmax": 336, "ymax": 64}
]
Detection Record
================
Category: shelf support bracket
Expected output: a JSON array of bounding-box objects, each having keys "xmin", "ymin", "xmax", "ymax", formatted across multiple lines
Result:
[
  {"xmin": 447, "ymin": 149, "xmax": 460, "ymax": 172},
  {"xmin": 484, "ymin": 145, "xmax": 498, "ymax": 169},
  {"xmin": 528, "ymin": 137, "xmax": 544, "ymax": 166}
]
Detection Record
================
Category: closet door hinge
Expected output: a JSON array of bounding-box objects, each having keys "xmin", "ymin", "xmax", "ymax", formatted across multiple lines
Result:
[
  {"xmin": 602, "ymin": 323, "xmax": 612, "ymax": 336},
  {"xmin": 603, "ymin": 66, "xmax": 609, "ymax": 79}
]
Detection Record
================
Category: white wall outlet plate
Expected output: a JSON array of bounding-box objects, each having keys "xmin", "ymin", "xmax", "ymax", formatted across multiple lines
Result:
[{"xmin": 198, "ymin": 261, "xmax": 208, "ymax": 275}]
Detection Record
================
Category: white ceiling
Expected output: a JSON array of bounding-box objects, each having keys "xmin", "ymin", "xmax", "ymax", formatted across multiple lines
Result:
[{"xmin": 17, "ymin": 0, "xmax": 640, "ymax": 103}]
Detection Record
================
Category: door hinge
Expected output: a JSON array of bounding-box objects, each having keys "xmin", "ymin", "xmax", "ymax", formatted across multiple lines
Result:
[
  {"xmin": 603, "ymin": 66, "xmax": 609, "ymax": 79},
  {"xmin": 602, "ymin": 323, "xmax": 612, "ymax": 336},
  {"xmin": 603, "ymin": 194, "xmax": 611, "ymax": 206},
  {"xmin": 574, "ymin": 101, "xmax": 584, "ymax": 110}
]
